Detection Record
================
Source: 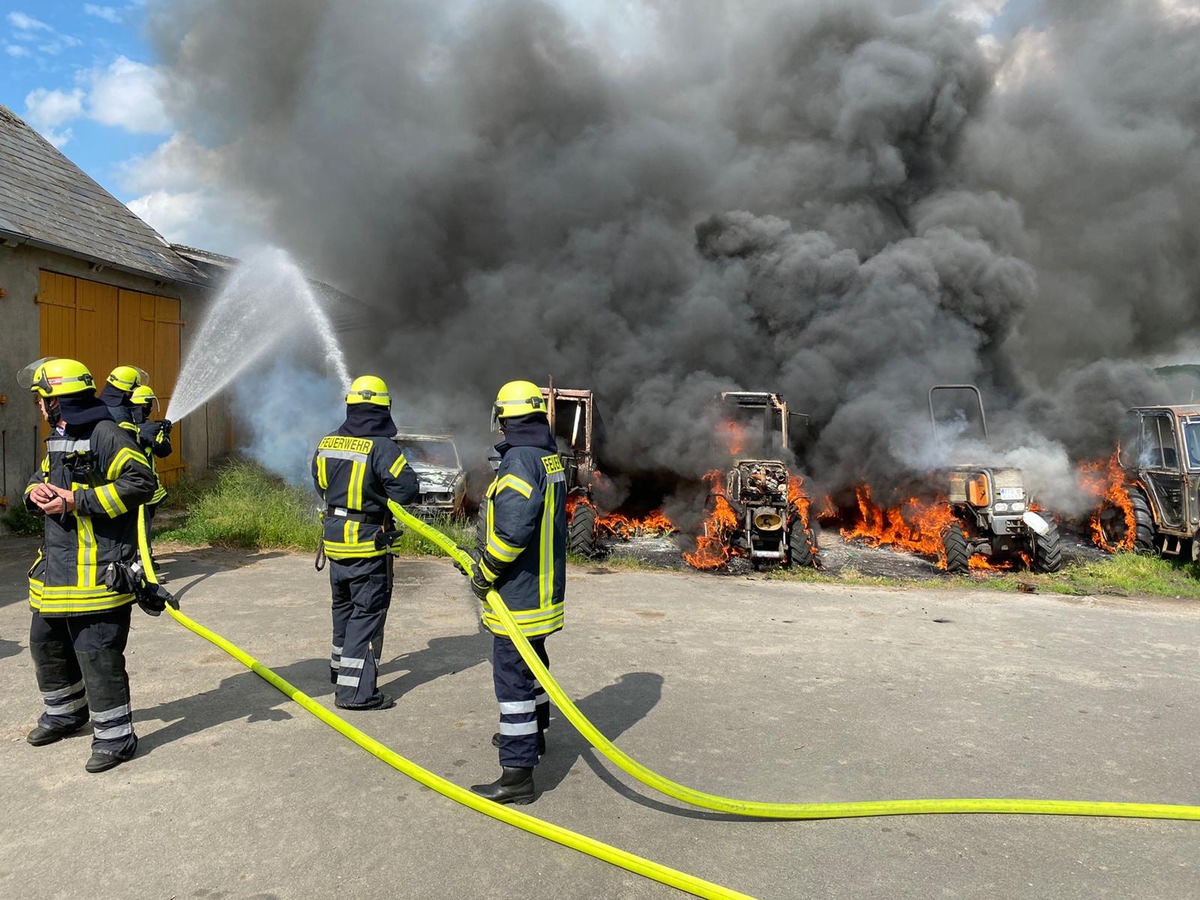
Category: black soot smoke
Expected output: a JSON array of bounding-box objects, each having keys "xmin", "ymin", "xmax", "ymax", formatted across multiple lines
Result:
[{"xmin": 148, "ymin": 0, "xmax": 1200, "ymax": 515}]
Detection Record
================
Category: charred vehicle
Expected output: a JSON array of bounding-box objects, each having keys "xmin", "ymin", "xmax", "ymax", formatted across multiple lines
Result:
[
  {"xmin": 542, "ymin": 386, "xmax": 604, "ymax": 556},
  {"xmin": 393, "ymin": 431, "xmax": 468, "ymax": 520},
  {"xmin": 707, "ymin": 391, "xmax": 818, "ymax": 569},
  {"xmin": 1094, "ymin": 405, "xmax": 1200, "ymax": 559},
  {"xmin": 930, "ymin": 385, "xmax": 1063, "ymax": 573}
]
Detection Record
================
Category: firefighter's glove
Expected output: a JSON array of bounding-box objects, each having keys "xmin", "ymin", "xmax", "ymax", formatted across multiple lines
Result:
[
  {"xmin": 159, "ymin": 419, "xmax": 173, "ymax": 437},
  {"xmin": 470, "ymin": 568, "xmax": 493, "ymax": 602},
  {"xmin": 453, "ymin": 546, "xmax": 480, "ymax": 578},
  {"xmin": 135, "ymin": 582, "xmax": 178, "ymax": 617}
]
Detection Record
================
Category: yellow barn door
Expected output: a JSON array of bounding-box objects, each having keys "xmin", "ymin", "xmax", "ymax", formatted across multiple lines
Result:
[{"xmin": 37, "ymin": 271, "xmax": 186, "ymax": 486}]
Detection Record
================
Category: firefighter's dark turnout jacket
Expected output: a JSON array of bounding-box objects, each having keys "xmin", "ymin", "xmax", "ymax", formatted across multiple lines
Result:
[
  {"xmin": 312, "ymin": 432, "xmax": 418, "ymax": 559},
  {"xmin": 26, "ymin": 419, "xmax": 156, "ymax": 615},
  {"xmin": 479, "ymin": 436, "xmax": 567, "ymax": 637}
]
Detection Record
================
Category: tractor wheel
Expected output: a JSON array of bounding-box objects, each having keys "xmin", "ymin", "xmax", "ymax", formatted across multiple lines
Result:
[
  {"xmin": 475, "ymin": 504, "xmax": 487, "ymax": 551},
  {"xmin": 786, "ymin": 518, "xmax": 818, "ymax": 568},
  {"xmin": 1031, "ymin": 521, "xmax": 1064, "ymax": 573},
  {"xmin": 1129, "ymin": 490, "xmax": 1156, "ymax": 554},
  {"xmin": 568, "ymin": 503, "xmax": 598, "ymax": 558},
  {"xmin": 1096, "ymin": 488, "xmax": 1156, "ymax": 553},
  {"xmin": 942, "ymin": 522, "xmax": 970, "ymax": 574}
]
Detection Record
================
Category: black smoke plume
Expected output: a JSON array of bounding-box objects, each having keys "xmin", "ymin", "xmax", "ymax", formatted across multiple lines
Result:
[{"xmin": 147, "ymin": 0, "xmax": 1200, "ymax": 513}]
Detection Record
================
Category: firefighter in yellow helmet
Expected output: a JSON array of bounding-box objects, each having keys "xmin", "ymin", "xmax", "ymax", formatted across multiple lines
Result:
[
  {"xmin": 311, "ymin": 376, "xmax": 418, "ymax": 710},
  {"xmin": 99, "ymin": 365, "xmax": 147, "ymax": 426},
  {"xmin": 20, "ymin": 357, "xmax": 157, "ymax": 772},
  {"xmin": 467, "ymin": 380, "xmax": 567, "ymax": 805},
  {"xmin": 130, "ymin": 384, "xmax": 172, "ymax": 565}
]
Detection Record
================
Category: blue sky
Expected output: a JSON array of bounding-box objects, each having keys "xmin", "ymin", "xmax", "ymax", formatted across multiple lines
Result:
[
  {"xmin": 0, "ymin": 0, "xmax": 1022, "ymax": 255},
  {"xmin": 0, "ymin": 2, "xmax": 165, "ymax": 205}
]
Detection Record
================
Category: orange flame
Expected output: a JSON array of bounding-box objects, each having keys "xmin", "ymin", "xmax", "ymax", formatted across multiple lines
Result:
[
  {"xmin": 787, "ymin": 475, "xmax": 812, "ymax": 522},
  {"xmin": 842, "ymin": 485, "xmax": 982, "ymax": 570},
  {"xmin": 597, "ymin": 510, "xmax": 676, "ymax": 538},
  {"xmin": 684, "ymin": 470, "xmax": 740, "ymax": 570},
  {"xmin": 1078, "ymin": 452, "xmax": 1135, "ymax": 552},
  {"xmin": 719, "ymin": 420, "xmax": 747, "ymax": 456}
]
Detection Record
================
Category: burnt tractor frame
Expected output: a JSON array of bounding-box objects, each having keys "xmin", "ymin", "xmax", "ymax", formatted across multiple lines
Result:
[
  {"xmin": 708, "ymin": 391, "xmax": 818, "ymax": 569},
  {"xmin": 930, "ymin": 385, "xmax": 1063, "ymax": 574},
  {"xmin": 1095, "ymin": 404, "xmax": 1200, "ymax": 561}
]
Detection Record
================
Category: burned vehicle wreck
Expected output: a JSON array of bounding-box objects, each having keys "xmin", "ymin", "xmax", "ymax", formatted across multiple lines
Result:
[
  {"xmin": 1093, "ymin": 404, "xmax": 1200, "ymax": 561},
  {"xmin": 393, "ymin": 431, "xmax": 468, "ymax": 520}
]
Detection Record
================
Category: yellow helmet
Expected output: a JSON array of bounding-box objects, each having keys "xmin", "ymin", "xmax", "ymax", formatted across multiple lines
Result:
[
  {"xmin": 346, "ymin": 375, "xmax": 390, "ymax": 407},
  {"xmin": 26, "ymin": 357, "xmax": 95, "ymax": 398},
  {"xmin": 131, "ymin": 384, "xmax": 158, "ymax": 407},
  {"xmin": 107, "ymin": 365, "xmax": 148, "ymax": 393},
  {"xmin": 491, "ymin": 380, "xmax": 546, "ymax": 430}
]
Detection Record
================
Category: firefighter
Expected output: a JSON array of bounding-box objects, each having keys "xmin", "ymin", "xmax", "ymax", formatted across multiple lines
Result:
[
  {"xmin": 22, "ymin": 357, "xmax": 157, "ymax": 773},
  {"xmin": 99, "ymin": 364, "xmax": 145, "ymax": 426},
  {"xmin": 468, "ymin": 380, "xmax": 567, "ymax": 805},
  {"xmin": 130, "ymin": 384, "xmax": 172, "ymax": 565},
  {"xmin": 312, "ymin": 375, "xmax": 418, "ymax": 710}
]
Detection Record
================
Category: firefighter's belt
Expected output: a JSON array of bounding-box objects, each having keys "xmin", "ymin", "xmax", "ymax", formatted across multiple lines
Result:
[{"xmin": 326, "ymin": 506, "xmax": 386, "ymax": 526}]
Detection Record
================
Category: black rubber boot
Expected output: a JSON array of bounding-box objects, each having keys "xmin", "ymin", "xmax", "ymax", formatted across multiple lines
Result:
[
  {"xmin": 85, "ymin": 735, "xmax": 137, "ymax": 773},
  {"xmin": 470, "ymin": 767, "xmax": 535, "ymax": 805},
  {"xmin": 335, "ymin": 692, "xmax": 396, "ymax": 711},
  {"xmin": 27, "ymin": 721, "xmax": 88, "ymax": 747},
  {"xmin": 492, "ymin": 732, "xmax": 546, "ymax": 755}
]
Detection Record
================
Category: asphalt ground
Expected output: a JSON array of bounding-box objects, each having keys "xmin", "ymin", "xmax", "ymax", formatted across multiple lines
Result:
[{"xmin": 1, "ymin": 536, "xmax": 1198, "ymax": 900}]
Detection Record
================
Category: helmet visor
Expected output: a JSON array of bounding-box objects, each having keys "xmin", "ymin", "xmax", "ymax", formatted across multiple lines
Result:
[{"xmin": 18, "ymin": 357, "xmax": 58, "ymax": 394}]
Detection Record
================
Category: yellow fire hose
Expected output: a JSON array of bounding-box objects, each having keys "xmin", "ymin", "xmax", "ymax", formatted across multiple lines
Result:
[
  {"xmin": 389, "ymin": 505, "xmax": 1200, "ymax": 823},
  {"xmin": 163, "ymin": 509, "xmax": 1200, "ymax": 898},
  {"xmin": 164, "ymin": 605, "xmax": 753, "ymax": 900}
]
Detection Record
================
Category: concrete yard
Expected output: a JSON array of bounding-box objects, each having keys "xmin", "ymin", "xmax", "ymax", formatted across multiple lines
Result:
[{"xmin": 1, "ymin": 536, "xmax": 1198, "ymax": 899}]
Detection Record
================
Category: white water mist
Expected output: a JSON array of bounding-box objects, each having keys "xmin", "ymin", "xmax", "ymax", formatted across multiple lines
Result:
[{"xmin": 167, "ymin": 247, "xmax": 350, "ymax": 421}]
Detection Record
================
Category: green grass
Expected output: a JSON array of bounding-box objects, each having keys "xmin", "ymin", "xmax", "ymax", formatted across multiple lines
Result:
[
  {"xmin": 158, "ymin": 459, "xmax": 321, "ymax": 551},
  {"xmin": 769, "ymin": 551, "xmax": 1200, "ymax": 599},
  {"xmin": 159, "ymin": 458, "xmax": 478, "ymax": 557}
]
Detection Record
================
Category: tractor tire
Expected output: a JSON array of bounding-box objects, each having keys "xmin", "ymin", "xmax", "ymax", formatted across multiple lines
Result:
[
  {"xmin": 475, "ymin": 505, "xmax": 487, "ymax": 551},
  {"xmin": 1031, "ymin": 521, "xmax": 1064, "ymax": 573},
  {"xmin": 787, "ymin": 518, "xmax": 818, "ymax": 568},
  {"xmin": 1129, "ymin": 489, "xmax": 1156, "ymax": 554},
  {"xmin": 1096, "ymin": 488, "xmax": 1156, "ymax": 553},
  {"xmin": 942, "ymin": 522, "xmax": 970, "ymax": 574},
  {"xmin": 568, "ymin": 503, "xmax": 598, "ymax": 558}
]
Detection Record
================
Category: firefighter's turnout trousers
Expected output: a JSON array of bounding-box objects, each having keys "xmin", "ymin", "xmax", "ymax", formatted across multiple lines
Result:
[
  {"xmin": 30, "ymin": 605, "xmax": 136, "ymax": 758},
  {"xmin": 492, "ymin": 635, "xmax": 550, "ymax": 768},
  {"xmin": 328, "ymin": 556, "xmax": 390, "ymax": 707}
]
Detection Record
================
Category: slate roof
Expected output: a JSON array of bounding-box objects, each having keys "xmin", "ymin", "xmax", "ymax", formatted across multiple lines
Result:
[{"xmin": 0, "ymin": 104, "xmax": 200, "ymax": 284}]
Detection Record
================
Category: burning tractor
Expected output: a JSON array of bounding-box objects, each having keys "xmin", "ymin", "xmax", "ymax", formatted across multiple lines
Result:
[
  {"xmin": 542, "ymin": 384, "xmax": 605, "ymax": 557},
  {"xmin": 930, "ymin": 385, "xmax": 1063, "ymax": 574},
  {"xmin": 1092, "ymin": 404, "xmax": 1200, "ymax": 560},
  {"xmin": 689, "ymin": 392, "xmax": 818, "ymax": 570}
]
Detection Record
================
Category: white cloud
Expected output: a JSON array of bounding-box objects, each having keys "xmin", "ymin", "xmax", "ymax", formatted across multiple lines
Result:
[
  {"xmin": 6, "ymin": 11, "xmax": 52, "ymax": 32},
  {"xmin": 943, "ymin": 0, "xmax": 1008, "ymax": 29},
  {"xmin": 117, "ymin": 132, "xmax": 222, "ymax": 194},
  {"xmin": 40, "ymin": 127, "xmax": 74, "ymax": 149},
  {"xmin": 24, "ymin": 86, "xmax": 85, "ymax": 129},
  {"xmin": 127, "ymin": 187, "xmax": 259, "ymax": 255},
  {"xmin": 86, "ymin": 56, "xmax": 170, "ymax": 133},
  {"xmin": 4, "ymin": 43, "xmax": 30, "ymax": 57},
  {"xmin": 84, "ymin": 4, "xmax": 125, "ymax": 24}
]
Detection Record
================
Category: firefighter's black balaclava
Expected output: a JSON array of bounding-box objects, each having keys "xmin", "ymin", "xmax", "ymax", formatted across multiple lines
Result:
[
  {"xmin": 338, "ymin": 403, "xmax": 397, "ymax": 438},
  {"xmin": 130, "ymin": 403, "xmax": 148, "ymax": 425},
  {"xmin": 496, "ymin": 412, "xmax": 555, "ymax": 454},
  {"xmin": 99, "ymin": 382, "xmax": 132, "ymax": 408},
  {"xmin": 56, "ymin": 390, "xmax": 112, "ymax": 437}
]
